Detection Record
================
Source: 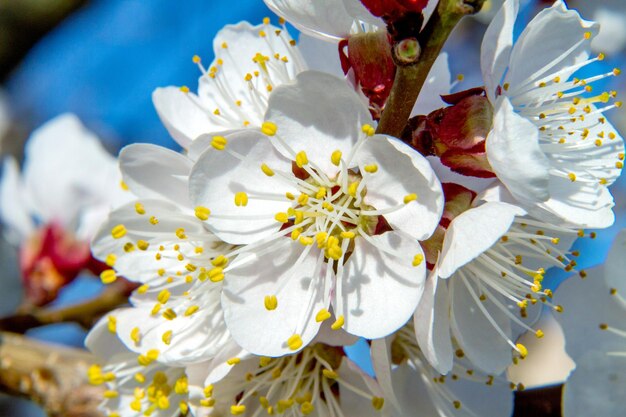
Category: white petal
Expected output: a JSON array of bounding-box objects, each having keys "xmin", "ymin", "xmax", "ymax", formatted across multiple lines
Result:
[
  {"xmin": 486, "ymin": 97, "xmax": 550, "ymax": 203},
  {"xmin": 411, "ymin": 53, "xmax": 451, "ymax": 116},
  {"xmin": 531, "ymin": 177, "xmax": 615, "ymax": 229},
  {"xmin": 563, "ymin": 350, "xmax": 626, "ymax": 417},
  {"xmin": 85, "ymin": 313, "xmax": 127, "ymax": 359},
  {"xmin": 265, "ymin": 71, "xmax": 371, "ymax": 176},
  {"xmin": 449, "ymin": 277, "xmax": 514, "ymax": 374},
  {"xmin": 115, "ymin": 300, "xmax": 230, "ymax": 366},
  {"xmin": 263, "ymin": 0, "xmax": 359, "ymax": 40},
  {"xmin": 605, "ymin": 230, "xmax": 626, "ymax": 295},
  {"xmin": 480, "ymin": 0, "xmax": 518, "ymax": 101},
  {"xmin": 222, "ymin": 239, "xmax": 327, "ymax": 356},
  {"xmin": 0, "ymin": 157, "xmax": 34, "ymax": 243},
  {"xmin": 338, "ymin": 231, "xmax": 426, "ymax": 339},
  {"xmin": 504, "ymin": 0, "xmax": 598, "ymax": 90},
  {"xmin": 22, "ymin": 114, "xmax": 121, "ymax": 227},
  {"xmin": 554, "ymin": 266, "xmax": 625, "ymax": 359},
  {"xmin": 438, "ymin": 201, "xmax": 525, "ymax": 278},
  {"xmin": 298, "ymin": 33, "xmax": 344, "ymax": 77},
  {"xmin": 189, "ymin": 130, "xmax": 295, "ymax": 245},
  {"xmin": 197, "ymin": 22, "xmax": 305, "ymax": 128},
  {"xmin": 119, "ymin": 144, "xmax": 193, "ymax": 208},
  {"xmin": 414, "ymin": 272, "xmax": 453, "ymax": 374},
  {"xmin": 90, "ymin": 199, "xmax": 220, "ymax": 285},
  {"xmin": 357, "ymin": 136, "xmax": 444, "ymax": 241},
  {"xmin": 370, "ymin": 338, "xmax": 402, "ymax": 413},
  {"xmin": 152, "ymin": 87, "xmax": 214, "ymax": 148}
]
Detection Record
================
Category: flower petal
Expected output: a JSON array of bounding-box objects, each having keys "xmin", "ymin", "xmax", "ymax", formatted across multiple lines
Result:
[
  {"xmin": 504, "ymin": 0, "xmax": 598, "ymax": 91},
  {"xmin": 486, "ymin": 97, "xmax": 550, "ymax": 203},
  {"xmin": 222, "ymin": 239, "xmax": 327, "ymax": 356},
  {"xmin": 604, "ymin": 230, "xmax": 626, "ymax": 295},
  {"xmin": 414, "ymin": 272, "xmax": 453, "ymax": 374},
  {"xmin": 119, "ymin": 144, "xmax": 193, "ymax": 208},
  {"xmin": 152, "ymin": 87, "xmax": 214, "ymax": 148},
  {"xmin": 480, "ymin": 0, "xmax": 518, "ymax": 101},
  {"xmin": 189, "ymin": 130, "xmax": 295, "ymax": 245},
  {"xmin": 554, "ymin": 266, "xmax": 625, "ymax": 359},
  {"xmin": 338, "ymin": 231, "xmax": 426, "ymax": 338},
  {"xmin": 265, "ymin": 71, "xmax": 372, "ymax": 177},
  {"xmin": 263, "ymin": 0, "xmax": 361, "ymax": 40},
  {"xmin": 22, "ymin": 114, "xmax": 123, "ymax": 227},
  {"xmin": 563, "ymin": 349, "xmax": 626, "ymax": 417},
  {"xmin": 438, "ymin": 201, "xmax": 525, "ymax": 278},
  {"xmin": 0, "ymin": 157, "xmax": 34, "ymax": 244},
  {"xmin": 356, "ymin": 135, "xmax": 444, "ymax": 241},
  {"xmin": 298, "ymin": 33, "xmax": 344, "ymax": 77},
  {"xmin": 449, "ymin": 277, "xmax": 514, "ymax": 374}
]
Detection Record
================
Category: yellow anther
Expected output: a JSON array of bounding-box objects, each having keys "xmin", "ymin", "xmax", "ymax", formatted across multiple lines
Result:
[
  {"xmin": 453, "ymin": 400, "xmax": 462, "ymax": 409},
  {"xmin": 211, "ymin": 255, "xmax": 229, "ymax": 267},
  {"xmin": 287, "ymin": 334, "xmax": 303, "ymax": 351},
  {"xmin": 347, "ymin": 181, "xmax": 360, "ymax": 197},
  {"xmin": 299, "ymin": 236, "xmax": 314, "ymax": 246},
  {"xmin": 111, "ymin": 224, "xmax": 127, "ymax": 239},
  {"xmin": 234, "ymin": 192, "xmax": 249, "ymax": 207},
  {"xmin": 300, "ymin": 401, "xmax": 314, "ymax": 415},
  {"xmin": 157, "ymin": 289, "xmax": 171, "ymax": 304},
  {"xmin": 364, "ymin": 164, "xmax": 378, "ymax": 173},
  {"xmin": 162, "ymin": 330, "xmax": 173, "ymax": 345},
  {"xmin": 103, "ymin": 390, "xmax": 119, "ymax": 399},
  {"xmin": 297, "ymin": 193, "xmax": 309, "ymax": 205},
  {"xmin": 372, "ymin": 397, "xmax": 385, "ymax": 410},
  {"xmin": 261, "ymin": 163, "xmax": 275, "ymax": 176},
  {"xmin": 136, "ymin": 240, "xmax": 149, "ymax": 251},
  {"xmin": 157, "ymin": 396, "xmax": 170, "ymax": 410},
  {"xmin": 331, "ymin": 150, "xmax": 342, "ymax": 166},
  {"xmin": 107, "ymin": 315, "xmax": 117, "ymax": 333},
  {"xmin": 151, "ymin": 303, "xmax": 162, "ymax": 316},
  {"xmin": 163, "ymin": 308, "xmax": 177, "ymax": 320},
  {"xmin": 404, "ymin": 193, "xmax": 417, "ymax": 204},
  {"xmin": 100, "ymin": 269, "xmax": 117, "ymax": 284},
  {"xmin": 211, "ymin": 135, "xmax": 228, "ymax": 150},
  {"xmin": 244, "ymin": 73, "xmax": 253, "ymax": 82},
  {"xmin": 291, "ymin": 229, "xmax": 302, "ymax": 240},
  {"xmin": 179, "ymin": 85, "xmax": 190, "ymax": 93},
  {"xmin": 412, "ymin": 254, "xmax": 424, "ymax": 267},
  {"xmin": 134, "ymin": 372, "xmax": 146, "ymax": 383},
  {"xmin": 208, "ymin": 267, "xmax": 225, "ymax": 283},
  {"xmin": 175, "ymin": 228, "xmax": 187, "ymax": 239},
  {"xmin": 231, "ymin": 404, "xmax": 246, "ymax": 415},
  {"xmin": 516, "ymin": 343, "xmax": 528, "ymax": 358},
  {"xmin": 264, "ymin": 295, "xmax": 278, "ymax": 311},
  {"xmin": 104, "ymin": 253, "xmax": 116, "ymax": 267},
  {"xmin": 316, "ymin": 187, "xmax": 327, "ymax": 199},
  {"xmin": 275, "ymin": 212, "xmax": 289, "ymax": 223},
  {"xmin": 535, "ymin": 329, "xmax": 544, "ymax": 339},
  {"xmin": 149, "ymin": 216, "xmax": 159, "ymax": 225},
  {"xmin": 179, "ymin": 402, "xmax": 189, "ymax": 414},
  {"xmin": 584, "ymin": 31, "xmax": 592, "ymax": 40},
  {"xmin": 322, "ymin": 369, "xmax": 338, "ymax": 379},
  {"xmin": 263, "ymin": 16, "xmax": 270, "ymax": 25},
  {"xmin": 130, "ymin": 327, "xmax": 141, "ymax": 345},
  {"xmin": 322, "ymin": 201, "xmax": 334, "ymax": 212},
  {"xmin": 295, "ymin": 151, "xmax": 309, "ymax": 168},
  {"xmin": 227, "ymin": 357, "xmax": 241, "ymax": 365},
  {"xmin": 340, "ymin": 231, "xmax": 355, "ymax": 239},
  {"xmin": 361, "ymin": 124, "xmax": 375, "ymax": 136},
  {"xmin": 331, "ymin": 315, "xmax": 345, "ymax": 330},
  {"xmin": 192, "ymin": 55, "xmax": 201, "ymax": 64},
  {"xmin": 123, "ymin": 242, "xmax": 135, "ymax": 253},
  {"xmin": 134, "ymin": 202, "xmax": 146, "ymax": 215},
  {"xmin": 261, "ymin": 121, "xmax": 278, "ymax": 136},
  {"xmin": 184, "ymin": 305, "xmax": 199, "ymax": 316}
]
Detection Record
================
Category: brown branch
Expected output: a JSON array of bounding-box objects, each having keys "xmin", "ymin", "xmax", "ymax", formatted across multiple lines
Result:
[
  {"xmin": 377, "ymin": 0, "xmax": 486, "ymax": 137},
  {"xmin": 0, "ymin": 332, "xmax": 104, "ymax": 417},
  {"xmin": 0, "ymin": 282, "xmax": 130, "ymax": 333}
]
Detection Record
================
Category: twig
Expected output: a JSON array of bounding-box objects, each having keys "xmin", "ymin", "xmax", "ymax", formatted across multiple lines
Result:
[
  {"xmin": 0, "ymin": 332, "xmax": 104, "ymax": 417},
  {"xmin": 0, "ymin": 282, "xmax": 129, "ymax": 333},
  {"xmin": 377, "ymin": 0, "xmax": 486, "ymax": 137}
]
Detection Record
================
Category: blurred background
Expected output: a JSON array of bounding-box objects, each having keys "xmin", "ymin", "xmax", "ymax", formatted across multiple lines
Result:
[{"xmin": 0, "ymin": 0, "xmax": 624, "ymax": 415}]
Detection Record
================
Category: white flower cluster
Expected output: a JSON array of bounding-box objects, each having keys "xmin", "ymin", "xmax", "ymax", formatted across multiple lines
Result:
[{"xmin": 8, "ymin": 0, "xmax": 618, "ymax": 416}]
